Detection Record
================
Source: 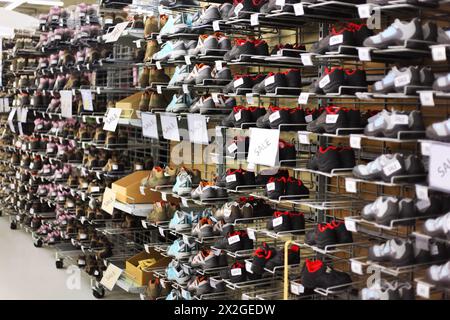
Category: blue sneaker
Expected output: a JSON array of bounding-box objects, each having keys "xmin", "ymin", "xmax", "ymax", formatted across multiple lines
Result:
[
  {"xmin": 166, "ymin": 94, "xmax": 191, "ymax": 113},
  {"xmin": 160, "ymin": 15, "xmax": 175, "ymax": 36},
  {"xmin": 167, "ymin": 239, "xmax": 183, "ymax": 257},
  {"xmin": 152, "ymin": 41, "xmax": 174, "ymax": 61},
  {"xmin": 168, "ymin": 65, "xmax": 189, "ymax": 87},
  {"xmin": 175, "ymin": 241, "xmax": 198, "ymax": 259},
  {"xmin": 166, "ymin": 289, "xmax": 181, "ymax": 300},
  {"xmin": 169, "ymin": 210, "xmax": 191, "ymax": 230},
  {"xmin": 172, "ymin": 169, "xmax": 193, "ymax": 196}
]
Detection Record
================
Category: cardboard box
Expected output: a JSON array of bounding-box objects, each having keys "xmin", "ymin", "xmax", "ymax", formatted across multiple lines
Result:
[
  {"xmin": 112, "ymin": 171, "xmax": 161, "ymax": 204},
  {"xmin": 115, "ymin": 92, "xmax": 141, "ymax": 119},
  {"xmin": 125, "ymin": 250, "xmax": 172, "ymax": 286}
]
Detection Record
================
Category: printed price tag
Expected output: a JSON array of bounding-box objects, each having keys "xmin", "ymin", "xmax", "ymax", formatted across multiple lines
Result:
[
  {"xmin": 349, "ymin": 135, "xmax": 361, "ymax": 149},
  {"xmin": 319, "ymin": 75, "xmax": 331, "ymax": 89},
  {"xmin": 294, "ymin": 3, "xmax": 304, "ymax": 16},
  {"xmin": 226, "ymin": 174, "xmax": 237, "ymax": 183},
  {"xmin": 415, "ymin": 184, "xmax": 429, "ymax": 200},
  {"xmin": 344, "ymin": 218, "xmax": 357, "ymax": 232},
  {"xmin": 421, "ymin": 140, "xmax": 431, "ymax": 156},
  {"xmin": 382, "ymin": 160, "xmax": 402, "ymax": 176},
  {"xmin": 416, "ymin": 282, "xmax": 431, "ymax": 299},
  {"xmin": 266, "ymin": 182, "xmax": 275, "ymax": 191},
  {"xmin": 329, "ymin": 34, "xmax": 343, "ymax": 46},
  {"xmin": 351, "ymin": 260, "xmax": 363, "ymax": 275},
  {"xmin": 159, "ymin": 227, "xmax": 165, "ymax": 237},
  {"xmin": 231, "ymin": 268, "xmax": 242, "ymax": 276},
  {"xmin": 212, "ymin": 20, "xmax": 220, "ymax": 31},
  {"xmin": 246, "ymin": 93, "xmax": 254, "ymax": 104},
  {"xmin": 301, "ymin": 53, "xmax": 313, "ymax": 66},
  {"xmin": 272, "ymin": 216, "xmax": 283, "ymax": 227},
  {"xmin": 298, "ymin": 92, "xmax": 310, "ymax": 105},
  {"xmin": 228, "ymin": 234, "xmax": 240, "ymax": 245},
  {"xmin": 247, "ymin": 228, "xmax": 256, "ymax": 241},
  {"xmin": 234, "ymin": 3, "xmax": 244, "ymax": 15},
  {"xmin": 157, "ymin": 35, "xmax": 163, "ymax": 44},
  {"xmin": 245, "ymin": 261, "xmax": 253, "ymax": 273},
  {"xmin": 60, "ymin": 90, "xmax": 73, "ymax": 119},
  {"xmin": 269, "ymin": 111, "xmax": 281, "ymax": 123},
  {"xmin": 431, "ymin": 45, "xmax": 447, "ymax": 62},
  {"xmin": 420, "ymin": 91, "xmax": 435, "ymax": 107},
  {"xmin": 215, "ymin": 60, "xmax": 223, "ymax": 71},
  {"xmin": 298, "ymin": 131, "xmax": 310, "ymax": 145},
  {"xmin": 358, "ymin": 4, "xmax": 374, "ymax": 18},
  {"xmin": 100, "ymin": 264, "xmax": 123, "ymax": 291},
  {"xmin": 228, "ymin": 143, "xmax": 238, "ymax": 153},
  {"xmin": 234, "ymin": 78, "xmax": 244, "ymax": 88},
  {"xmin": 103, "ymin": 108, "xmax": 122, "ymax": 132},
  {"xmin": 358, "ymin": 47, "xmax": 372, "ymax": 61},
  {"xmin": 80, "ymin": 89, "xmax": 94, "ymax": 111},
  {"xmin": 156, "ymin": 86, "xmax": 162, "ymax": 94},
  {"xmin": 326, "ymin": 114, "xmax": 339, "ymax": 124},
  {"xmin": 105, "ymin": 21, "xmax": 129, "ymax": 43},
  {"xmin": 394, "ymin": 74, "xmax": 411, "ymax": 87},
  {"xmin": 182, "ymin": 84, "xmax": 190, "ymax": 94},
  {"xmin": 393, "ymin": 114, "xmax": 409, "ymax": 125},
  {"xmin": 290, "ymin": 283, "xmax": 304, "ymax": 295},
  {"xmin": 184, "ymin": 55, "xmax": 191, "ymax": 65},
  {"xmin": 250, "ymin": 13, "xmax": 259, "ymax": 26},
  {"xmin": 160, "ymin": 114, "xmax": 180, "ymax": 141},
  {"xmin": 275, "ymin": 0, "xmax": 285, "ymax": 6},
  {"xmin": 305, "ymin": 114, "xmax": 313, "ymax": 123},
  {"xmin": 345, "ymin": 178, "xmax": 357, "ymax": 193},
  {"xmin": 161, "ymin": 192, "xmax": 167, "ymax": 201},
  {"xmin": 156, "ymin": 61, "xmax": 162, "ymax": 70}
]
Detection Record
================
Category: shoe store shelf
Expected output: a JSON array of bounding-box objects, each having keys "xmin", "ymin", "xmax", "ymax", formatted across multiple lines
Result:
[
  {"xmin": 412, "ymin": 231, "xmax": 450, "ymax": 246},
  {"xmin": 348, "ymin": 132, "xmax": 425, "ymax": 145},
  {"xmin": 113, "ymin": 200, "xmax": 153, "ymax": 217},
  {"xmin": 289, "ymin": 279, "xmax": 362, "ymax": 298},
  {"xmin": 223, "ymin": 275, "xmax": 284, "ymax": 291},
  {"xmin": 294, "ymin": 167, "xmax": 354, "ymax": 178},
  {"xmin": 414, "ymin": 277, "xmax": 450, "ymax": 299},
  {"xmin": 348, "ymin": 174, "xmax": 427, "ymax": 188}
]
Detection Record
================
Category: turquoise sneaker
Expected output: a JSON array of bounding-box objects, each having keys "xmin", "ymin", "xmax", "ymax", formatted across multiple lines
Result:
[
  {"xmin": 152, "ymin": 41, "xmax": 174, "ymax": 61},
  {"xmin": 172, "ymin": 169, "xmax": 192, "ymax": 196},
  {"xmin": 167, "ymin": 239, "xmax": 183, "ymax": 257},
  {"xmin": 160, "ymin": 15, "xmax": 175, "ymax": 36},
  {"xmin": 169, "ymin": 210, "xmax": 191, "ymax": 230},
  {"xmin": 165, "ymin": 289, "xmax": 181, "ymax": 300},
  {"xmin": 166, "ymin": 94, "xmax": 190, "ymax": 113}
]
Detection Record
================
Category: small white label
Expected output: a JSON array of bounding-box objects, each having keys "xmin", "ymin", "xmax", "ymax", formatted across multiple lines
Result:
[
  {"xmin": 269, "ymin": 111, "xmax": 281, "ymax": 123},
  {"xmin": 228, "ymin": 234, "xmax": 240, "ymax": 245},
  {"xmin": 265, "ymin": 76, "xmax": 276, "ymax": 87},
  {"xmin": 157, "ymin": 86, "xmax": 162, "ymax": 94},
  {"xmin": 358, "ymin": 47, "xmax": 372, "ymax": 61},
  {"xmin": 212, "ymin": 21, "xmax": 220, "ymax": 31},
  {"xmin": 351, "ymin": 260, "xmax": 364, "ymax": 275},
  {"xmin": 345, "ymin": 178, "xmax": 357, "ymax": 193},
  {"xmin": 184, "ymin": 56, "xmax": 191, "ymax": 65},
  {"xmin": 159, "ymin": 227, "xmax": 165, "ymax": 237},
  {"xmin": 382, "ymin": 159, "xmax": 402, "ymax": 176},
  {"xmin": 226, "ymin": 174, "xmax": 237, "ymax": 183},
  {"xmin": 301, "ymin": 53, "xmax": 313, "ymax": 66},
  {"xmin": 298, "ymin": 92, "xmax": 310, "ymax": 105},
  {"xmin": 290, "ymin": 283, "xmax": 304, "ymax": 295},
  {"xmin": 246, "ymin": 93, "xmax": 254, "ymax": 104},
  {"xmin": 415, "ymin": 185, "xmax": 429, "ymax": 200},
  {"xmin": 349, "ymin": 135, "xmax": 361, "ymax": 149},
  {"xmin": 247, "ymin": 228, "xmax": 256, "ymax": 241},
  {"xmin": 234, "ymin": 78, "xmax": 244, "ymax": 88},
  {"xmin": 393, "ymin": 114, "xmax": 409, "ymax": 125},
  {"xmin": 394, "ymin": 74, "xmax": 411, "ymax": 87},
  {"xmin": 139, "ymin": 186, "xmax": 146, "ymax": 195},
  {"xmin": 228, "ymin": 143, "xmax": 238, "ymax": 153},
  {"xmin": 319, "ymin": 75, "xmax": 331, "ymax": 89},
  {"xmin": 298, "ymin": 131, "xmax": 310, "ymax": 145},
  {"xmin": 294, "ymin": 3, "xmax": 304, "ymax": 16},
  {"xmin": 325, "ymin": 114, "xmax": 339, "ymax": 124},
  {"xmin": 230, "ymin": 268, "xmax": 242, "ymax": 276},
  {"xmin": 329, "ymin": 34, "xmax": 344, "ymax": 46},
  {"xmin": 266, "ymin": 182, "xmax": 275, "ymax": 191},
  {"xmin": 91, "ymin": 186, "xmax": 100, "ymax": 193},
  {"xmin": 420, "ymin": 91, "xmax": 435, "ymax": 107},
  {"xmin": 212, "ymin": 93, "xmax": 220, "ymax": 103},
  {"xmin": 275, "ymin": 0, "xmax": 285, "ymax": 6},
  {"xmin": 272, "ymin": 216, "xmax": 283, "ymax": 227},
  {"xmin": 156, "ymin": 61, "xmax": 162, "ymax": 70},
  {"xmin": 358, "ymin": 4, "xmax": 374, "ymax": 18},
  {"xmin": 156, "ymin": 35, "xmax": 163, "ymax": 44},
  {"xmin": 416, "ymin": 282, "xmax": 430, "ymax": 299},
  {"xmin": 305, "ymin": 114, "xmax": 313, "ymax": 123},
  {"xmin": 432, "ymin": 45, "xmax": 447, "ymax": 62},
  {"xmin": 234, "ymin": 110, "xmax": 242, "ymax": 121},
  {"xmin": 181, "ymin": 197, "xmax": 189, "ymax": 207},
  {"xmin": 245, "ymin": 261, "xmax": 253, "ymax": 273},
  {"xmin": 344, "ymin": 218, "xmax": 357, "ymax": 232},
  {"xmin": 215, "ymin": 60, "xmax": 223, "ymax": 70},
  {"xmin": 161, "ymin": 192, "xmax": 167, "ymax": 201},
  {"xmin": 250, "ymin": 13, "xmax": 259, "ymax": 26},
  {"xmin": 234, "ymin": 3, "xmax": 244, "ymax": 15},
  {"xmin": 421, "ymin": 140, "xmax": 431, "ymax": 156},
  {"xmin": 182, "ymin": 84, "xmax": 190, "ymax": 94}
]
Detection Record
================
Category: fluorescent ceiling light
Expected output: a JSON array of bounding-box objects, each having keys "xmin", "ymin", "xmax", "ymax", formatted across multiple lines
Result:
[{"xmin": 3, "ymin": 0, "xmax": 63, "ymax": 10}]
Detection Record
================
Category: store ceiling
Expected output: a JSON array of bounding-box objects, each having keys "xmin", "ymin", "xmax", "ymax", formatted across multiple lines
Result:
[{"xmin": 5, "ymin": 0, "xmax": 97, "ymax": 16}]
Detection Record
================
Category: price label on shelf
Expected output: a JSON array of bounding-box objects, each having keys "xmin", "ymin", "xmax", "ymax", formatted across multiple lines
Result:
[
  {"xmin": 212, "ymin": 93, "xmax": 220, "ymax": 103},
  {"xmin": 156, "ymin": 61, "xmax": 162, "ymax": 70},
  {"xmin": 419, "ymin": 91, "xmax": 435, "ymax": 107},
  {"xmin": 234, "ymin": 3, "xmax": 244, "ymax": 15},
  {"xmin": 187, "ymin": 114, "xmax": 209, "ymax": 145},
  {"xmin": 160, "ymin": 114, "xmax": 180, "ymax": 141},
  {"xmin": 351, "ymin": 260, "xmax": 364, "ymax": 275},
  {"xmin": 141, "ymin": 112, "xmax": 159, "ymax": 139},
  {"xmin": 247, "ymin": 128, "xmax": 280, "ymax": 167},
  {"xmin": 319, "ymin": 75, "xmax": 331, "ymax": 88},
  {"xmin": 182, "ymin": 84, "xmax": 190, "ymax": 94},
  {"xmin": 103, "ymin": 108, "xmax": 122, "ymax": 132},
  {"xmin": 298, "ymin": 131, "xmax": 310, "ymax": 145},
  {"xmin": 228, "ymin": 235, "xmax": 240, "ymax": 245},
  {"xmin": 7, "ymin": 107, "xmax": 16, "ymax": 133},
  {"xmin": 60, "ymin": 90, "xmax": 73, "ymax": 119},
  {"xmin": 293, "ymin": 3, "xmax": 304, "ymax": 16},
  {"xmin": 184, "ymin": 55, "xmax": 192, "ymax": 65},
  {"xmin": 101, "ymin": 187, "xmax": 116, "ymax": 215},
  {"xmin": 344, "ymin": 218, "xmax": 357, "ymax": 232},
  {"xmin": 358, "ymin": 47, "xmax": 372, "ymax": 61},
  {"xmin": 329, "ymin": 34, "xmax": 343, "ymax": 46},
  {"xmin": 290, "ymin": 283, "xmax": 304, "ymax": 295},
  {"xmin": 159, "ymin": 227, "xmax": 165, "ymax": 237},
  {"xmin": 300, "ymin": 53, "xmax": 313, "ymax": 66},
  {"xmin": 431, "ymin": 45, "xmax": 447, "ymax": 62},
  {"xmin": 415, "ymin": 184, "xmax": 429, "ymax": 201},
  {"xmin": 156, "ymin": 86, "xmax": 162, "ymax": 94},
  {"xmin": 298, "ymin": 92, "xmax": 310, "ymax": 105},
  {"xmin": 215, "ymin": 60, "xmax": 223, "ymax": 71},
  {"xmin": 246, "ymin": 93, "xmax": 254, "ymax": 104},
  {"xmin": 250, "ymin": 13, "xmax": 259, "ymax": 26},
  {"xmin": 181, "ymin": 197, "xmax": 189, "ymax": 207},
  {"xmin": 345, "ymin": 178, "xmax": 357, "ymax": 193},
  {"xmin": 421, "ymin": 140, "xmax": 431, "ymax": 156},
  {"xmin": 358, "ymin": 4, "xmax": 374, "ymax": 18},
  {"xmin": 157, "ymin": 35, "xmax": 163, "ymax": 44},
  {"xmin": 80, "ymin": 89, "xmax": 94, "ymax": 111},
  {"xmin": 349, "ymin": 135, "xmax": 361, "ymax": 149},
  {"xmin": 104, "ymin": 21, "xmax": 129, "ymax": 43},
  {"xmin": 100, "ymin": 264, "xmax": 123, "ymax": 291},
  {"xmin": 325, "ymin": 114, "xmax": 339, "ymax": 124},
  {"xmin": 275, "ymin": 0, "xmax": 285, "ymax": 6},
  {"xmin": 247, "ymin": 228, "xmax": 256, "ymax": 241},
  {"xmin": 212, "ymin": 20, "xmax": 220, "ymax": 31},
  {"xmin": 394, "ymin": 74, "xmax": 411, "ymax": 87},
  {"xmin": 245, "ymin": 261, "xmax": 253, "ymax": 273},
  {"xmin": 416, "ymin": 282, "xmax": 431, "ymax": 299},
  {"xmin": 231, "ymin": 268, "xmax": 242, "ymax": 276},
  {"xmin": 161, "ymin": 192, "xmax": 167, "ymax": 201}
]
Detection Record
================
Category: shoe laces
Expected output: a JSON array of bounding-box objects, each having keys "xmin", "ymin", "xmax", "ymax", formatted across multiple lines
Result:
[
  {"xmin": 305, "ymin": 259, "xmax": 323, "ymax": 273},
  {"xmin": 318, "ymin": 145, "xmax": 338, "ymax": 154},
  {"xmin": 325, "ymin": 66, "xmax": 343, "ymax": 75}
]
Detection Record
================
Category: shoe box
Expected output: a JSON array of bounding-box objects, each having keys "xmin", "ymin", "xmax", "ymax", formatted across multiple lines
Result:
[
  {"xmin": 112, "ymin": 171, "xmax": 163, "ymax": 204},
  {"xmin": 125, "ymin": 249, "xmax": 172, "ymax": 286},
  {"xmin": 115, "ymin": 92, "xmax": 143, "ymax": 119}
]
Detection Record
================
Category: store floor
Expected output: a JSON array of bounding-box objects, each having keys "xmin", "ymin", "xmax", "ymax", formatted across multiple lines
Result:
[{"xmin": 0, "ymin": 217, "xmax": 133, "ymax": 300}]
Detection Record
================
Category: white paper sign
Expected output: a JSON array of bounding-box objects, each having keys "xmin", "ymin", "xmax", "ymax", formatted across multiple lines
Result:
[
  {"xmin": 141, "ymin": 112, "xmax": 159, "ymax": 139},
  {"xmin": 431, "ymin": 45, "xmax": 447, "ymax": 62},
  {"xmin": 187, "ymin": 114, "xmax": 209, "ymax": 145},
  {"xmin": 105, "ymin": 21, "xmax": 129, "ymax": 43},
  {"xmin": 80, "ymin": 89, "xmax": 94, "ymax": 111},
  {"xmin": 247, "ymin": 128, "xmax": 280, "ymax": 167},
  {"xmin": 160, "ymin": 114, "xmax": 180, "ymax": 141},
  {"xmin": 294, "ymin": 3, "xmax": 304, "ymax": 16},
  {"xmin": 103, "ymin": 108, "xmax": 122, "ymax": 132},
  {"xmin": 345, "ymin": 178, "xmax": 357, "ymax": 193},
  {"xmin": 298, "ymin": 92, "xmax": 310, "ymax": 105},
  {"xmin": 349, "ymin": 135, "xmax": 361, "ymax": 149},
  {"xmin": 429, "ymin": 142, "xmax": 450, "ymax": 193},
  {"xmin": 60, "ymin": 90, "xmax": 73, "ymax": 119},
  {"xmin": 298, "ymin": 131, "xmax": 310, "ymax": 145},
  {"xmin": 7, "ymin": 107, "xmax": 16, "ymax": 133},
  {"xmin": 420, "ymin": 91, "xmax": 435, "ymax": 107},
  {"xmin": 100, "ymin": 264, "xmax": 123, "ymax": 290}
]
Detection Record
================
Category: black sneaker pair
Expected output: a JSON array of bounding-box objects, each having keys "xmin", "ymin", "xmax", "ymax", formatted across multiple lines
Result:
[
  {"xmin": 300, "ymin": 259, "xmax": 352, "ymax": 290},
  {"xmin": 307, "ymin": 146, "xmax": 355, "ymax": 172},
  {"xmin": 213, "ymin": 230, "xmax": 254, "ymax": 252},
  {"xmin": 266, "ymin": 211, "xmax": 305, "ymax": 233},
  {"xmin": 223, "ymin": 38, "xmax": 269, "ymax": 61},
  {"xmin": 223, "ymin": 74, "xmax": 266, "ymax": 94},
  {"xmin": 266, "ymin": 176, "xmax": 309, "ymax": 200},
  {"xmin": 221, "ymin": 261, "xmax": 261, "ymax": 283},
  {"xmin": 226, "ymin": 136, "xmax": 249, "ymax": 158},
  {"xmin": 256, "ymin": 106, "xmax": 306, "ymax": 130},
  {"xmin": 223, "ymin": 168, "xmax": 256, "ymax": 190},
  {"xmin": 278, "ymin": 140, "xmax": 296, "ymax": 165},
  {"xmin": 251, "ymin": 243, "xmax": 300, "ymax": 275},
  {"xmin": 311, "ymin": 67, "xmax": 367, "ymax": 95},
  {"xmin": 306, "ymin": 106, "xmax": 362, "ymax": 133},
  {"xmin": 221, "ymin": 106, "xmax": 266, "ymax": 127},
  {"xmin": 237, "ymin": 196, "xmax": 273, "ymax": 217},
  {"xmin": 305, "ymin": 220, "xmax": 353, "ymax": 248},
  {"xmin": 252, "ymin": 69, "xmax": 301, "ymax": 94},
  {"xmin": 311, "ymin": 22, "xmax": 373, "ymax": 54},
  {"xmin": 255, "ymin": 168, "xmax": 289, "ymax": 185}
]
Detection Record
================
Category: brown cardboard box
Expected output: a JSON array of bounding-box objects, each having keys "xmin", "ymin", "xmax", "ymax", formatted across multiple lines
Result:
[
  {"xmin": 112, "ymin": 171, "xmax": 161, "ymax": 204},
  {"xmin": 115, "ymin": 92, "xmax": 141, "ymax": 119},
  {"xmin": 125, "ymin": 250, "xmax": 172, "ymax": 286}
]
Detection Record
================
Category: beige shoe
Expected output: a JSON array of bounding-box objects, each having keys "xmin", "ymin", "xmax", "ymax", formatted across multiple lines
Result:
[{"xmin": 144, "ymin": 40, "xmax": 159, "ymax": 62}]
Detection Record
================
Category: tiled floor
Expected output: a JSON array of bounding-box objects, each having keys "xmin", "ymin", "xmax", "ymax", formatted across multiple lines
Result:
[{"xmin": 0, "ymin": 216, "xmax": 133, "ymax": 300}]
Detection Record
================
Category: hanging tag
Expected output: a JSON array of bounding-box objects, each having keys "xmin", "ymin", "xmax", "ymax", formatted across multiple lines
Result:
[
  {"xmin": 215, "ymin": 60, "xmax": 223, "ymax": 71},
  {"xmin": 182, "ymin": 84, "xmax": 190, "ymax": 94},
  {"xmin": 246, "ymin": 93, "xmax": 254, "ymax": 104},
  {"xmin": 358, "ymin": 4, "xmax": 374, "ymax": 18},
  {"xmin": 415, "ymin": 184, "xmax": 429, "ymax": 201},
  {"xmin": 420, "ymin": 91, "xmax": 435, "ymax": 107},
  {"xmin": 250, "ymin": 13, "xmax": 259, "ymax": 26},
  {"xmin": 358, "ymin": 47, "xmax": 372, "ymax": 61},
  {"xmin": 156, "ymin": 61, "xmax": 162, "ymax": 70},
  {"xmin": 349, "ymin": 135, "xmax": 361, "ymax": 149},
  {"xmin": 156, "ymin": 85, "xmax": 163, "ymax": 94},
  {"xmin": 351, "ymin": 260, "xmax": 363, "ymax": 275},
  {"xmin": 345, "ymin": 178, "xmax": 357, "ymax": 193},
  {"xmin": 212, "ymin": 21, "xmax": 220, "ymax": 31},
  {"xmin": 301, "ymin": 53, "xmax": 313, "ymax": 66},
  {"xmin": 298, "ymin": 92, "xmax": 310, "ymax": 105},
  {"xmin": 431, "ymin": 45, "xmax": 447, "ymax": 62},
  {"xmin": 344, "ymin": 218, "xmax": 357, "ymax": 232},
  {"xmin": 184, "ymin": 56, "xmax": 191, "ymax": 65},
  {"xmin": 293, "ymin": 3, "xmax": 304, "ymax": 16}
]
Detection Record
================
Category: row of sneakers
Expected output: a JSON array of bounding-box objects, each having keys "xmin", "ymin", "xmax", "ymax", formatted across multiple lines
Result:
[
  {"xmin": 362, "ymin": 195, "xmax": 450, "ymax": 226},
  {"xmin": 305, "ymin": 220, "xmax": 354, "ymax": 249},
  {"xmin": 214, "ymin": 196, "xmax": 273, "ymax": 222},
  {"xmin": 368, "ymin": 238, "xmax": 450, "ymax": 266},
  {"xmin": 265, "ymin": 176, "xmax": 310, "ymax": 200},
  {"xmin": 372, "ymin": 66, "xmax": 434, "ymax": 94},
  {"xmin": 353, "ymin": 153, "xmax": 424, "ymax": 182},
  {"xmin": 311, "ymin": 67, "xmax": 367, "ymax": 95},
  {"xmin": 307, "ymin": 146, "xmax": 356, "ymax": 172},
  {"xmin": 364, "ymin": 110, "xmax": 425, "ymax": 138},
  {"xmin": 251, "ymin": 243, "xmax": 301, "ymax": 275}
]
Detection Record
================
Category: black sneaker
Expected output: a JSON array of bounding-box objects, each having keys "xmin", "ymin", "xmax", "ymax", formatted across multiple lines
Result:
[
  {"xmin": 269, "ymin": 211, "xmax": 292, "ymax": 232},
  {"xmin": 268, "ymin": 107, "xmax": 290, "ymax": 129},
  {"xmin": 313, "ymin": 146, "xmax": 341, "ymax": 172},
  {"xmin": 278, "ymin": 140, "xmax": 296, "ymax": 164},
  {"xmin": 256, "ymin": 106, "xmax": 276, "ymax": 128},
  {"xmin": 227, "ymin": 230, "xmax": 253, "ymax": 252},
  {"xmin": 301, "ymin": 259, "xmax": 352, "ymax": 290},
  {"xmin": 284, "ymin": 69, "xmax": 301, "ymax": 87},
  {"xmin": 224, "ymin": 39, "xmax": 256, "ymax": 62},
  {"xmin": 285, "ymin": 177, "xmax": 309, "ymax": 197},
  {"xmin": 338, "ymin": 146, "xmax": 356, "ymax": 168},
  {"xmin": 348, "ymin": 22, "xmax": 373, "ymax": 46},
  {"xmin": 266, "ymin": 176, "xmax": 286, "ymax": 200},
  {"xmin": 306, "ymin": 223, "xmax": 337, "ymax": 248},
  {"xmin": 225, "ymin": 169, "xmax": 244, "ymax": 189},
  {"xmin": 232, "ymin": 106, "xmax": 253, "ymax": 127},
  {"xmin": 289, "ymin": 211, "xmax": 305, "ymax": 233},
  {"xmin": 265, "ymin": 245, "xmax": 300, "ymax": 270},
  {"xmin": 344, "ymin": 68, "xmax": 367, "ymax": 93},
  {"xmin": 265, "ymin": 72, "xmax": 287, "ymax": 93},
  {"xmin": 248, "ymin": 106, "xmax": 266, "ymax": 122},
  {"xmin": 317, "ymin": 67, "xmax": 345, "ymax": 94},
  {"xmin": 254, "ymin": 39, "xmax": 269, "ymax": 56},
  {"xmin": 242, "ymin": 170, "xmax": 256, "ymax": 185},
  {"xmin": 330, "ymin": 220, "xmax": 353, "ymax": 244},
  {"xmin": 347, "ymin": 109, "xmax": 362, "ymax": 128},
  {"xmin": 290, "ymin": 108, "xmax": 306, "ymax": 125},
  {"xmin": 228, "ymin": 261, "xmax": 246, "ymax": 283},
  {"xmin": 324, "ymin": 106, "xmax": 349, "ymax": 133},
  {"xmin": 251, "ymin": 242, "xmax": 273, "ymax": 274}
]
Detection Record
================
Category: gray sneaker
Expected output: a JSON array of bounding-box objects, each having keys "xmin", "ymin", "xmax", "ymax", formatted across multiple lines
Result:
[
  {"xmin": 437, "ymin": 27, "xmax": 450, "ymax": 44},
  {"xmin": 169, "ymin": 40, "xmax": 188, "ymax": 60},
  {"xmin": 426, "ymin": 261, "xmax": 450, "ymax": 286},
  {"xmin": 193, "ymin": 6, "xmax": 221, "ymax": 26},
  {"xmin": 219, "ymin": 3, "xmax": 233, "ymax": 19},
  {"xmin": 363, "ymin": 18, "xmax": 423, "ymax": 49},
  {"xmin": 426, "ymin": 118, "xmax": 450, "ymax": 142},
  {"xmin": 189, "ymin": 35, "xmax": 218, "ymax": 55},
  {"xmin": 433, "ymin": 73, "xmax": 450, "ymax": 92},
  {"xmin": 195, "ymin": 65, "xmax": 213, "ymax": 85},
  {"xmin": 213, "ymin": 67, "xmax": 232, "ymax": 83},
  {"xmin": 218, "ymin": 37, "xmax": 232, "ymax": 50},
  {"xmin": 353, "ymin": 154, "xmax": 397, "ymax": 180},
  {"xmin": 372, "ymin": 66, "xmax": 420, "ymax": 94}
]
